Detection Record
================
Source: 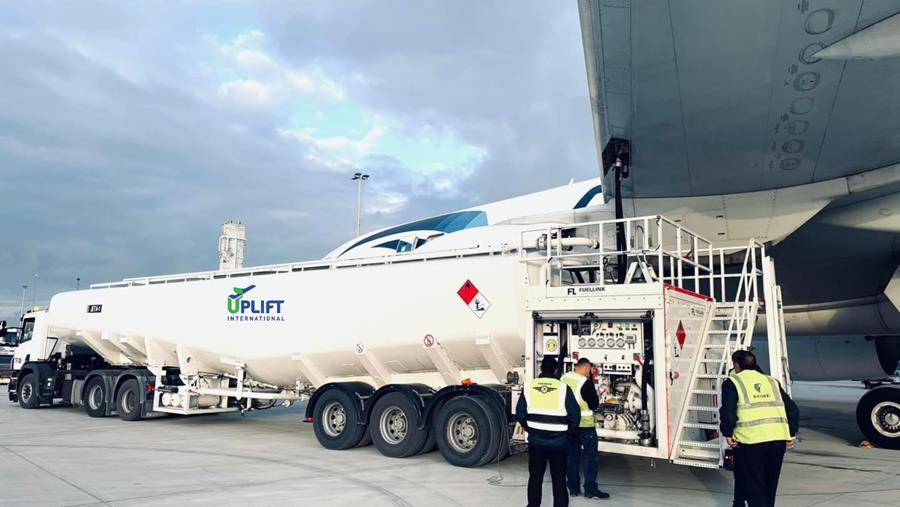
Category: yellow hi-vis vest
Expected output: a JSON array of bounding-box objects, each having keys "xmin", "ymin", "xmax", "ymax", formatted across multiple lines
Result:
[
  {"xmin": 730, "ymin": 370, "xmax": 791, "ymax": 444},
  {"xmin": 524, "ymin": 377, "xmax": 569, "ymax": 433},
  {"xmin": 562, "ymin": 372, "xmax": 595, "ymax": 428}
]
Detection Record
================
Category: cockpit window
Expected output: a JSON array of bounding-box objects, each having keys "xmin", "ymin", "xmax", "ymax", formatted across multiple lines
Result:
[{"xmin": 341, "ymin": 210, "xmax": 487, "ymax": 256}]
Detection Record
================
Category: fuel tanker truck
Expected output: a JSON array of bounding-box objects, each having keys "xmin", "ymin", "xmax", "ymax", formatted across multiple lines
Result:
[{"xmin": 8, "ymin": 214, "xmax": 790, "ymax": 469}]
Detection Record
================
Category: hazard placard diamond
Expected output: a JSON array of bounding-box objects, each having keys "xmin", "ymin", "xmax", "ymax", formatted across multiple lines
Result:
[{"xmin": 458, "ymin": 280, "xmax": 490, "ymax": 319}]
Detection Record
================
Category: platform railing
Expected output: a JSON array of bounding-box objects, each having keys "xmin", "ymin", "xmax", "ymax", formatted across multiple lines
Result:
[{"xmin": 517, "ymin": 215, "xmax": 771, "ymax": 309}]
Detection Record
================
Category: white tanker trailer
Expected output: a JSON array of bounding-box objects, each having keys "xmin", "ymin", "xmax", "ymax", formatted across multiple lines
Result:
[{"xmin": 9, "ymin": 216, "xmax": 790, "ymax": 469}]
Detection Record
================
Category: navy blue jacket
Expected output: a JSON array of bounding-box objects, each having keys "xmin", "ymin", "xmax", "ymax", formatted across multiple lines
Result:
[{"xmin": 516, "ymin": 373, "xmax": 581, "ymax": 447}]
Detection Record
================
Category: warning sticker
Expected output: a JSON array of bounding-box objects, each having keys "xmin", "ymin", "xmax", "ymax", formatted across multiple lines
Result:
[{"xmin": 458, "ymin": 279, "xmax": 491, "ymax": 319}]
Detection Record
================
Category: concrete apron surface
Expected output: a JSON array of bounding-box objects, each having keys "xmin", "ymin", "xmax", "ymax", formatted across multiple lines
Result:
[{"xmin": 0, "ymin": 381, "xmax": 897, "ymax": 506}]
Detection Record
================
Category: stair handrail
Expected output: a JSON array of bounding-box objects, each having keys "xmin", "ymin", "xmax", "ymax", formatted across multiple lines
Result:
[{"xmin": 671, "ymin": 240, "xmax": 760, "ymax": 465}]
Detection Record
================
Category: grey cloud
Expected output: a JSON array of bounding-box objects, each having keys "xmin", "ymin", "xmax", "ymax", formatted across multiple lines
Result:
[{"xmin": 0, "ymin": 1, "xmax": 596, "ymax": 322}]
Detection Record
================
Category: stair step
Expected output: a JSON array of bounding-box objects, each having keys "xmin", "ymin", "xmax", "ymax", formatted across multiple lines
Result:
[
  {"xmin": 671, "ymin": 458, "xmax": 721, "ymax": 469},
  {"xmin": 694, "ymin": 374, "xmax": 721, "ymax": 379},
  {"xmin": 691, "ymin": 389, "xmax": 718, "ymax": 395},
  {"xmin": 700, "ymin": 359, "xmax": 723, "ymax": 363},
  {"xmin": 679, "ymin": 440, "xmax": 722, "ymax": 449},
  {"xmin": 679, "ymin": 447, "xmax": 722, "ymax": 460},
  {"xmin": 683, "ymin": 422, "xmax": 719, "ymax": 430},
  {"xmin": 688, "ymin": 406, "xmax": 720, "ymax": 412}
]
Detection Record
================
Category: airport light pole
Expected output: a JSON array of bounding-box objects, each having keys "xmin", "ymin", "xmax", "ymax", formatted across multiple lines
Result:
[
  {"xmin": 352, "ymin": 172, "xmax": 370, "ymax": 237},
  {"xmin": 20, "ymin": 285, "xmax": 27, "ymax": 317},
  {"xmin": 32, "ymin": 273, "xmax": 38, "ymax": 307},
  {"xmin": 76, "ymin": 277, "xmax": 80, "ymax": 290}
]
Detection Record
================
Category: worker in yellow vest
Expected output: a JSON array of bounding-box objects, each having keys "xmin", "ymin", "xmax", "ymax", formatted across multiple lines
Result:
[
  {"xmin": 720, "ymin": 350, "xmax": 799, "ymax": 507},
  {"xmin": 561, "ymin": 357, "xmax": 609, "ymax": 500},
  {"xmin": 516, "ymin": 356, "xmax": 580, "ymax": 507}
]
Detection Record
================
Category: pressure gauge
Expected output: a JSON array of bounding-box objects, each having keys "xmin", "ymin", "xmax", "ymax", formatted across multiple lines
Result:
[
  {"xmin": 587, "ymin": 338, "xmax": 596, "ymax": 347},
  {"xmin": 606, "ymin": 338, "xmax": 616, "ymax": 347},
  {"xmin": 616, "ymin": 338, "xmax": 626, "ymax": 348},
  {"xmin": 578, "ymin": 337, "xmax": 587, "ymax": 348}
]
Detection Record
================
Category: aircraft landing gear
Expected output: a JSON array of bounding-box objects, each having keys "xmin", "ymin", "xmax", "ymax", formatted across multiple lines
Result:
[{"xmin": 857, "ymin": 385, "xmax": 900, "ymax": 450}]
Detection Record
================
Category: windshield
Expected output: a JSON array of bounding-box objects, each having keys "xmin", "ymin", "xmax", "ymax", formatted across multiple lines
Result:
[
  {"xmin": 1, "ymin": 329, "xmax": 17, "ymax": 346},
  {"xmin": 21, "ymin": 321, "xmax": 34, "ymax": 344}
]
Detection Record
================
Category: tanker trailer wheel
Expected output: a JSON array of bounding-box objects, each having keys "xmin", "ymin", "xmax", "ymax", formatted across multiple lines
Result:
[
  {"xmin": 84, "ymin": 377, "xmax": 110, "ymax": 418},
  {"xmin": 434, "ymin": 396, "xmax": 502, "ymax": 468},
  {"xmin": 313, "ymin": 389, "xmax": 368, "ymax": 450},
  {"xmin": 17, "ymin": 373, "xmax": 40, "ymax": 409},
  {"xmin": 116, "ymin": 379, "xmax": 143, "ymax": 421},
  {"xmin": 857, "ymin": 386, "xmax": 900, "ymax": 450},
  {"xmin": 369, "ymin": 392, "xmax": 431, "ymax": 458}
]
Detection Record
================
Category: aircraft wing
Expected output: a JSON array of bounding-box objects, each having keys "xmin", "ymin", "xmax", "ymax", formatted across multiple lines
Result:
[{"xmin": 578, "ymin": 0, "xmax": 900, "ymax": 198}]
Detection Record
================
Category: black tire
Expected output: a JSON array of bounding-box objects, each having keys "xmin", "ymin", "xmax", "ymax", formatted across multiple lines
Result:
[
  {"xmin": 17, "ymin": 373, "xmax": 40, "ymax": 409},
  {"xmin": 116, "ymin": 379, "xmax": 143, "ymax": 421},
  {"xmin": 856, "ymin": 386, "xmax": 900, "ymax": 450},
  {"xmin": 487, "ymin": 400, "xmax": 511, "ymax": 462},
  {"xmin": 434, "ymin": 396, "xmax": 502, "ymax": 468},
  {"xmin": 369, "ymin": 392, "xmax": 430, "ymax": 458},
  {"xmin": 84, "ymin": 376, "xmax": 109, "ymax": 418},
  {"xmin": 418, "ymin": 427, "xmax": 437, "ymax": 455},
  {"xmin": 313, "ymin": 389, "xmax": 368, "ymax": 450},
  {"xmin": 357, "ymin": 428, "xmax": 373, "ymax": 448}
]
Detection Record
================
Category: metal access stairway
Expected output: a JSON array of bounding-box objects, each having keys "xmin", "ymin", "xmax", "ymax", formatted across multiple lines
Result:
[{"xmin": 670, "ymin": 241, "xmax": 788, "ymax": 468}]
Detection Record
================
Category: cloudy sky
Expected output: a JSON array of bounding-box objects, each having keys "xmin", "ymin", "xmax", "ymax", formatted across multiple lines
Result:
[{"xmin": 0, "ymin": 0, "xmax": 597, "ymax": 322}]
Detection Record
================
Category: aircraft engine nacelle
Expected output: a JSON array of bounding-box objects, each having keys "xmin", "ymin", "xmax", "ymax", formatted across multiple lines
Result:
[{"xmin": 753, "ymin": 336, "xmax": 900, "ymax": 381}]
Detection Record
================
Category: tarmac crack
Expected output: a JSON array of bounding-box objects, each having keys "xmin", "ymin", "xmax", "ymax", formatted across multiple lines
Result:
[
  {"xmin": 5, "ymin": 443, "xmax": 413, "ymax": 507},
  {"xmin": 1, "ymin": 445, "xmax": 112, "ymax": 506}
]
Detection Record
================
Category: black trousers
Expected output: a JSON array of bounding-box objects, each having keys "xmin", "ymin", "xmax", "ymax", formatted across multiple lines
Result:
[
  {"xmin": 733, "ymin": 440, "xmax": 787, "ymax": 507},
  {"xmin": 527, "ymin": 443, "xmax": 568, "ymax": 507}
]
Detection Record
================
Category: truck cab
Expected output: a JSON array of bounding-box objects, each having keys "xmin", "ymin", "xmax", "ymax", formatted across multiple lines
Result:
[
  {"xmin": 8, "ymin": 309, "xmax": 56, "ymax": 399},
  {"xmin": 11, "ymin": 310, "xmax": 52, "ymax": 369},
  {"xmin": 0, "ymin": 321, "xmax": 21, "ymax": 383}
]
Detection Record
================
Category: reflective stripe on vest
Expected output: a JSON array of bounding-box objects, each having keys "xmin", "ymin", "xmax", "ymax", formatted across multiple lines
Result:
[
  {"xmin": 730, "ymin": 370, "xmax": 791, "ymax": 444},
  {"xmin": 524, "ymin": 377, "xmax": 568, "ymax": 433},
  {"xmin": 562, "ymin": 372, "xmax": 595, "ymax": 427}
]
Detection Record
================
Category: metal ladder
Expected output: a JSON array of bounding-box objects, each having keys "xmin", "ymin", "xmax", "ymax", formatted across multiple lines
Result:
[{"xmin": 670, "ymin": 241, "xmax": 783, "ymax": 468}]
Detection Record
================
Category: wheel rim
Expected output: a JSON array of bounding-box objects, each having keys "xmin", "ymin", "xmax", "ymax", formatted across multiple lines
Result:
[
  {"xmin": 447, "ymin": 412, "xmax": 478, "ymax": 453},
  {"xmin": 21, "ymin": 382, "xmax": 33, "ymax": 402},
  {"xmin": 122, "ymin": 388, "xmax": 136, "ymax": 414},
  {"xmin": 871, "ymin": 401, "xmax": 900, "ymax": 438},
  {"xmin": 379, "ymin": 406, "xmax": 408, "ymax": 445},
  {"xmin": 89, "ymin": 385, "xmax": 104, "ymax": 411},
  {"xmin": 322, "ymin": 401, "xmax": 347, "ymax": 437}
]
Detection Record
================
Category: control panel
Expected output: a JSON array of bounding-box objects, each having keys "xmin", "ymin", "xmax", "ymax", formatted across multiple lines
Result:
[{"xmin": 568, "ymin": 320, "xmax": 643, "ymax": 371}]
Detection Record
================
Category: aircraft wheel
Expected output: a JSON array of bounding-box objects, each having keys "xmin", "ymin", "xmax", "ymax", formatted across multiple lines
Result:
[{"xmin": 857, "ymin": 386, "xmax": 900, "ymax": 450}]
